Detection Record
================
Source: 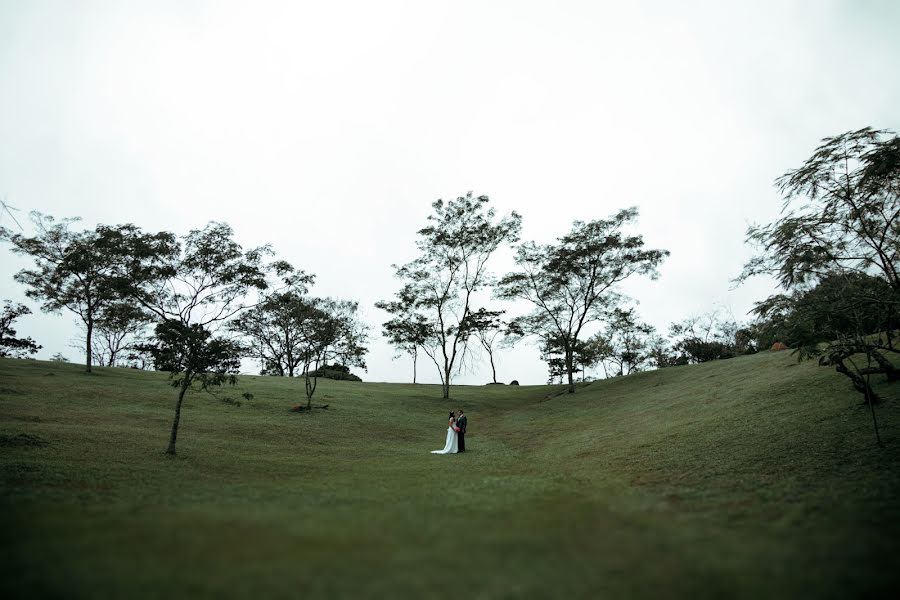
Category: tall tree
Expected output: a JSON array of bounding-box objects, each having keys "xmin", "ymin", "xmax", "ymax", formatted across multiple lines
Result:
[
  {"xmin": 1, "ymin": 214, "xmax": 150, "ymax": 373},
  {"xmin": 740, "ymin": 127, "xmax": 900, "ymax": 444},
  {"xmin": 125, "ymin": 222, "xmax": 275, "ymax": 455},
  {"xmin": 497, "ymin": 207, "xmax": 668, "ymax": 393},
  {"xmin": 0, "ymin": 300, "xmax": 41, "ymax": 358},
  {"xmin": 379, "ymin": 192, "xmax": 521, "ymax": 398}
]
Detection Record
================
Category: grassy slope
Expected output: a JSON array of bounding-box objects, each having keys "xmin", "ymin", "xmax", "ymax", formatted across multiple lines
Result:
[{"xmin": 1, "ymin": 351, "xmax": 898, "ymax": 599}]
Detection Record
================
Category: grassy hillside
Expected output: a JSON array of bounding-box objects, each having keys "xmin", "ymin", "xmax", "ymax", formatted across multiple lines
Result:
[{"xmin": 2, "ymin": 351, "xmax": 899, "ymax": 598}]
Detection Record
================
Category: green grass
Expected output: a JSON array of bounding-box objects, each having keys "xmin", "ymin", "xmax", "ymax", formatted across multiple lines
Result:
[{"xmin": 1, "ymin": 351, "xmax": 899, "ymax": 599}]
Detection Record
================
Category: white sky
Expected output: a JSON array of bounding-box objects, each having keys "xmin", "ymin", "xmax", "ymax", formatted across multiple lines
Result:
[{"xmin": 1, "ymin": 0, "xmax": 899, "ymax": 384}]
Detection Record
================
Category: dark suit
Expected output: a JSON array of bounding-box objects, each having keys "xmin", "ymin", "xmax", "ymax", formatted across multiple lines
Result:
[{"xmin": 456, "ymin": 414, "xmax": 467, "ymax": 452}]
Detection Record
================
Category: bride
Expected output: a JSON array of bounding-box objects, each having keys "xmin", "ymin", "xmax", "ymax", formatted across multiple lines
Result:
[{"xmin": 431, "ymin": 411, "xmax": 460, "ymax": 454}]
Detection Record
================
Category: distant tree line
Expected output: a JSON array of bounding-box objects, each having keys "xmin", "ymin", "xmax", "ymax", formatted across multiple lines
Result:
[
  {"xmin": 2, "ymin": 125, "xmax": 896, "ymax": 449},
  {"xmin": 376, "ymin": 127, "xmax": 898, "ymax": 416}
]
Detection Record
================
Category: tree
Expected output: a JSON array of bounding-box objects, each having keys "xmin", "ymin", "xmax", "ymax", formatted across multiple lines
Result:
[
  {"xmin": 229, "ymin": 270, "xmax": 316, "ymax": 377},
  {"xmin": 295, "ymin": 297, "xmax": 368, "ymax": 409},
  {"xmin": 540, "ymin": 335, "xmax": 589, "ymax": 384},
  {"xmin": 1, "ymin": 214, "xmax": 151, "ymax": 373},
  {"xmin": 125, "ymin": 222, "xmax": 275, "ymax": 455},
  {"xmin": 740, "ymin": 127, "xmax": 900, "ymax": 444},
  {"xmin": 0, "ymin": 301, "xmax": 41, "ymax": 358},
  {"xmin": 379, "ymin": 192, "xmax": 521, "ymax": 398},
  {"xmin": 497, "ymin": 207, "xmax": 668, "ymax": 393},
  {"xmin": 375, "ymin": 288, "xmax": 432, "ymax": 384},
  {"xmin": 230, "ymin": 278, "xmax": 366, "ymax": 409},
  {"xmin": 751, "ymin": 272, "xmax": 899, "ymax": 393},
  {"xmin": 73, "ymin": 302, "xmax": 152, "ymax": 367},
  {"xmin": 142, "ymin": 319, "xmax": 243, "ymax": 431},
  {"xmin": 646, "ymin": 334, "xmax": 679, "ymax": 369},
  {"xmin": 601, "ymin": 308, "xmax": 656, "ymax": 377},
  {"xmin": 742, "ymin": 127, "xmax": 899, "ymax": 292},
  {"xmin": 668, "ymin": 308, "xmax": 750, "ymax": 364},
  {"xmin": 461, "ymin": 307, "xmax": 506, "ymax": 384}
]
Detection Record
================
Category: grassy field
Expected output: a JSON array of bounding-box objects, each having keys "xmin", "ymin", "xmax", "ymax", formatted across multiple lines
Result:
[{"xmin": 2, "ymin": 351, "xmax": 899, "ymax": 599}]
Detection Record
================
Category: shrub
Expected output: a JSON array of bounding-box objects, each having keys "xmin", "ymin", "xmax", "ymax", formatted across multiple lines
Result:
[{"xmin": 306, "ymin": 365, "xmax": 362, "ymax": 382}]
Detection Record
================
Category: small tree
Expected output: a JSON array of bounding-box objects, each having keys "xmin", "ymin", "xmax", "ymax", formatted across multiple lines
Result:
[
  {"xmin": 498, "ymin": 208, "xmax": 668, "ymax": 393},
  {"xmin": 540, "ymin": 335, "xmax": 594, "ymax": 383},
  {"xmin": 602, "ymin": 308, "xmax": 656, "ymax": 376},
  {"xmin": 461, "ymin": 307, "xmax": 506, "ymax": 384},
  {"xmin": 0, "ymin": 301, "xmax": 41, "ymax": 358},
  {"xmin": 668, "ymin": 308, "xmax": 748, "ymax": 364},
  {"xmin": 229, "ymin": 271, "xmax": 316, "ymax": 378},
  {"xmin": 73, "ymin": 302, "xmax": 152, "ymax": 367},
  {"xmin": 379, "ymin": 192, "xmax": 521, "ymax": 398},
  {"xmin": 142, "ymin": 320, "xmax": 244, "ymax": 448},
  {"xmin": 125, "ymin": 222, "xmax": 274, "ymax": 455},
  {"xmin": 296, "ymin": 297, "xmax": 368, "ymax": 409},
  {"xmin": 375, "ymin": 288, "xmax": 432, "ymax": 384}
]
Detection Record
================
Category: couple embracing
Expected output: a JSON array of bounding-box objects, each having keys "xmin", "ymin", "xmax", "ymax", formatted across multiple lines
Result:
[{"xmin": 431, "ymin": 409, "xmax": 467, "ymax": 455}]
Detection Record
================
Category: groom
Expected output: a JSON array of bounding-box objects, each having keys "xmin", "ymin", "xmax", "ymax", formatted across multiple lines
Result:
[{"xmin": 456, "ymin": 409, "xmax": 467, "ymax": 453}]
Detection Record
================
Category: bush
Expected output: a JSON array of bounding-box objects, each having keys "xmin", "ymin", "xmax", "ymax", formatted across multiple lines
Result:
[
  {"xmin": 676, "ymin": 338, "xmax": 735, "ymax": 363},
  {"xmin": 306, "ymin": 365, "xmax": 362, "ymax": 381},
  {"xmin": 510, "ymin": 380, "xmax": 520, "ymax": 386}
]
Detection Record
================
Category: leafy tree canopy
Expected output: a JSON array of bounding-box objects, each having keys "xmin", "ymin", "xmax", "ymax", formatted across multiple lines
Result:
[
  {"xmin": 498, "ymin": 207, "xmax": 668, "ymax": 393},
  {"xmin": 0, "ymin": 301, "xmax": 41, "ymax": 358}
]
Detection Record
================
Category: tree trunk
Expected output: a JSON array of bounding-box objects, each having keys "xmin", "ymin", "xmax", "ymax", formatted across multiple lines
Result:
[
  {"xmin": 864, "ymin": 362, "xmax": 882, "ymax": 446},
  {"xmin": 85, "ymin": 318, "xmax": 93, "ymax": 373},
  {"xmin": 305, "ymin": 372, "xmax": 317, "ymax": 409},
  {"xmin": 166, "ymin": 380, "xmax": 190, "ymax": 455},
  {"xmin": 412, "ymin": 351, "xmax": 417, "ymax": 384},
  {"xmin": 489, "ymin": 351, "xmax": 497, "ymax": 384},
  {"xmin": 565, "ymin": 349, "xmax": 575, "ymax": 393},
  {"xmin": 835, "ymin": 358, "xmax": 881, "ymax": 404},
  {"xmin": 442, "ymin": 367, "xmax": 451, "ymax": 399},
  {"xmin": 870, "ymin": 350, "xmax": 899, "ymax": 382}
]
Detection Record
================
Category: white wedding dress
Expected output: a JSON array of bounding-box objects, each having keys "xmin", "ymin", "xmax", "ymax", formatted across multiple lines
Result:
[{"xmin": 431, "ymin": 422, "xmax": 459, "ymax": 454}]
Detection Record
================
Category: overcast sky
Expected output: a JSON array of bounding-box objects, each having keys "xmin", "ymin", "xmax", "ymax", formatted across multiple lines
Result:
[{"xmin": 1, "ymin": 0, "xmax": 898, "ymax": 385}]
